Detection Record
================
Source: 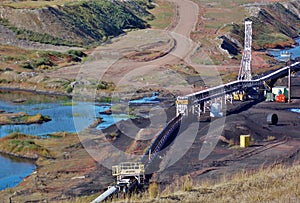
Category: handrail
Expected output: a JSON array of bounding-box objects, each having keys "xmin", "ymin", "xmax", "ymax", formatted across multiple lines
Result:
[{"xmin": 184, "ymin": 62, "xmax": 300, "ymax": 104}]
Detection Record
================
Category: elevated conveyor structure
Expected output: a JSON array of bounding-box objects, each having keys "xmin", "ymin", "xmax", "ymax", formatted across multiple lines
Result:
[
  {"xmin": 177, "ymin": 62, "xmax": 300, "ymax": 116},
  {"xmin": 140, "ymin": 114, "xmax": 183, "ymax": 170},
  {"xmin": 91, "ymin": 115, "xmax": 183, "ymax": 203}
]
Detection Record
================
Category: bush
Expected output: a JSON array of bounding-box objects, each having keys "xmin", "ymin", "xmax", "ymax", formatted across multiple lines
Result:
[
  {"xmin": 182, "ymin": 176, "xmax": 193, "ymax": 192},
  {"xmin": 33, "ymin": 57, "xmax": 52, "ymax": 68},
  {"xmin": 66, "ymin": 50, "xmax": 87, "ymax": 57},
  {"xmin": 21, "ymin": 62, "xmax": 34, "ymax": 69},
  {"xmin": 97, "ymin": 80, "xmax": 115, "ymax": 90},
  {"xmin": 149, "ymin": 182, "xmax": 159, "ymax": 198},
  {"xmin": 66, "ymin": 86, "xmax": 73, "ymax": 93}
]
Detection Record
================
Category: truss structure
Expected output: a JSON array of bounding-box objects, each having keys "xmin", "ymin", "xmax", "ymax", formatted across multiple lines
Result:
[{"xmin": 238, "ymin": 21, "xmax": 252, "ymax": 81}]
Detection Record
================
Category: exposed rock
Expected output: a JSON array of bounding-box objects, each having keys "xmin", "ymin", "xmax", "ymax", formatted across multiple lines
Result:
[
  {"xmin": 220, "ymin": 0, "xmax": 300, "ymax": 53},
  {"xmin": 219, "ymin": 35, "xmax": 242, "ymax": 56}
]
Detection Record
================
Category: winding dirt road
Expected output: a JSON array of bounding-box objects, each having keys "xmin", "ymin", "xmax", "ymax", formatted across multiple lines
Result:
[{"xmin": 48, "ymin": 0, "xmax": 200, "ymax": 94}]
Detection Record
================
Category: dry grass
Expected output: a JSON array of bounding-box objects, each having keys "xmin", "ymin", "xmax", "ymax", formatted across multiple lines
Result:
[
  {"xmin": 141, "ymin": 164, "xmax": 300, "ymax": 203},
  {"xmin": 149, "ymin": 182, "xmax": 159, "ymax": 198},
  {"xmin": 88, "ymin": 164, "xmax": 300, "ymax": 203},
  {"xmin": 148, "ymin": 0, "xmax": 175, "ymax": 29}
]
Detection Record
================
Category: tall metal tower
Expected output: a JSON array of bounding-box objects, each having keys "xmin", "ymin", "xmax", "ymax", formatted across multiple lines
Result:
[{"xmin": 238, "ymin": 21, "xmax": 252, "ymax": 81}]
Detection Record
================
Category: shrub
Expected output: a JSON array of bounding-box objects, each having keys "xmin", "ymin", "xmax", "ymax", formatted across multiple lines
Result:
[
  {"xmin": 149, "ymin": 182, "xmax": 159, "ymax": 198},
  {"xmin": 97, "ymin": 80, "xmax": 115, "ymax": 90},
  {"xmin": 33, "ymin": 57, "xmax": 52, "ymax": 68},
  {"xmin": 182, "ymin": 176, "xmax": 193, "ymax": 192},
  {"xmin": 21, "ymin": 62, "xmax": 34, "ymax": 69},
  {"xmin": 66, "ymin": 50, "xmax": 87, "ymax": 57},
  {"xmin": 66, "ymin": 86, "xmax": 73, "ymax": 93}
]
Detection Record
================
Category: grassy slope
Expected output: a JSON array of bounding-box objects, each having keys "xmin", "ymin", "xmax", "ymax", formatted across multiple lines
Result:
[
  {"xmin": 70, "ymin": 164, "xmax": 300, "ymax": 202},
  {"xmin": 0, "ymin": 0, "xmax": 151, "ymax": 47},
  {"xmin": 0, "ymin": 46, "xmax": 87, "ymax": 93},
  {"xmin": 0, "ymin": 46, "xmax": 85, "ymax": 70},
  {"xmin": 156, "ymin": 165, "xmax": 300, "ymax": 203},
  {"xmin": 148, "ymin": 0, "xmax": 175, "ymax": 29},
  {"xmin": 0, "ymin": 133, "xmax": 52, "ymax": 159}
]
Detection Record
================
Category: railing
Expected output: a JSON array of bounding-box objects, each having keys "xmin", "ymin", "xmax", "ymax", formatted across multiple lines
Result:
[
  {"xmin": 140, "ymin": 114, "xmax": 183, "ymax": 168},
  {"xmin": 184, "ymin": 62, "xmax": 300, "ymax": 104},
  {"xmin": 112, "ymin": 162, "xmax": 145, "ymax": 176}
]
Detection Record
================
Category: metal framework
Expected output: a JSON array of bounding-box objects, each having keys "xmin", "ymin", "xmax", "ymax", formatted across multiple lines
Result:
[
  {"xmin": 112, "ymin": 162, "xmax": 145, "ymax": 185},
  {"xmin": 238, "ymin": 21, "xmax": 253, "ymax": 81}
]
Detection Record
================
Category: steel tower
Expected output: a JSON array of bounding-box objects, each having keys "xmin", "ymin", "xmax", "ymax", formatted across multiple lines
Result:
[{"xmin": 238, "ymin": 21, "xmax": 252, "ymax": 81}]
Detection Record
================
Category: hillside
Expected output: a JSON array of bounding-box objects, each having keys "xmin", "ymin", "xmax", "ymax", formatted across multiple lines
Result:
[
  {"xmin": 0, "ymin": 0, "xmax": 153, "ymax": 47},
  {"xmin": 189, "ymin": 0, "xmax": 300, "ymax": 68},
  {"xmin": 219, "ymin": 0, "xmax": 300, "ymax": 55}
]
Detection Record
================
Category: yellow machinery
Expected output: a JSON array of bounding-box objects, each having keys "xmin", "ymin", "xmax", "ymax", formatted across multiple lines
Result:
[{"xmin": 233, "ymin": 91, "xmax": 247, "ymax": 101}]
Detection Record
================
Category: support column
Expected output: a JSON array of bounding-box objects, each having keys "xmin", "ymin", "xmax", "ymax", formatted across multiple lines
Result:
[
  {"xmin": 288, "ymin": 65, "xmax": 291, "ymax": 103},
  {"xmin": 220, "ymin": 96, "xmax": 223, "ymax": 109}
]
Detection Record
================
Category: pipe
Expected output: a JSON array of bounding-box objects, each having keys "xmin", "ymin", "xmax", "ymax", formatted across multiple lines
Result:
[{"xmin": 90, "ymin": 186, "xmax": 118, "ymax": 203}]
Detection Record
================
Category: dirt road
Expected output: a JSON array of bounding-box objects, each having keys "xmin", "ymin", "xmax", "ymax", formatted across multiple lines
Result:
[{"xmin": 47, "ymin": 0, "xmax": 200, "ymax": 94}]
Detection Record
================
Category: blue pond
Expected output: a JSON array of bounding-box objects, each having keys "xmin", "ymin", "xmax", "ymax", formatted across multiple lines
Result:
[
  {"xmin": 0, "ymin": 97, "xmax": 128, "ymax": 191},
  {"xmin": 268, "ymin": 38, "xmax": 300, "ymax": 61},
  {"xmin": 128, "ymin": 92, "xmax": 160, "ymax": 105},
  {"xmin": 0, "ymin": 100, "xmax": 127, "ymax": 137},
  {"xmin": 0, "ymin": 155, "xmax": 35, "ymax": 190}
]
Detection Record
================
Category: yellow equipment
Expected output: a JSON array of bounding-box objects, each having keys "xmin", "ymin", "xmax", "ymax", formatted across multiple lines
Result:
[
  {"xmin": 240, "ymin": 135, "xmax": 251, "ymax": 148},
  {"xmin": 233, "ymin": 91, "xmax": 247, "ymax": 101}
]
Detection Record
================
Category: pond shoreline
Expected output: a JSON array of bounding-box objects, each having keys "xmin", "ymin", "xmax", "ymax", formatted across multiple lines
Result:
[
  {"xmin": 0, "ymin": 150, "xmax": 38, "ymax": 161},
  {"xmin": 0, "ymin": 86, "xmax": 72, "ymax": 97}
]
